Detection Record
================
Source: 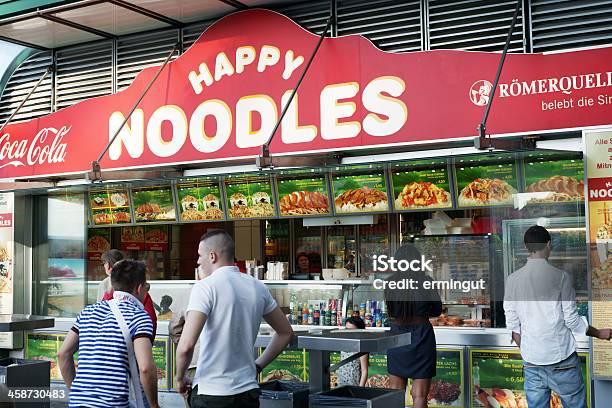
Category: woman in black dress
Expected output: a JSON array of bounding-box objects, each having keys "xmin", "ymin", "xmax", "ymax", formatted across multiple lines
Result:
[{"xmin": 384, "ymin": 244, "xmax": 442, "ymax": 408}]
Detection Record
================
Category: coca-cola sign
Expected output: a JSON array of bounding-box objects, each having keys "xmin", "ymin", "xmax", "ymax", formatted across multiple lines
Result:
[
  {"xmin": 1, "ymin": 9, "xmax": 612, "ymax": 180},
  {"xmin": 0, "ymin": 126, "xmax": 69, "ymax": 169}
]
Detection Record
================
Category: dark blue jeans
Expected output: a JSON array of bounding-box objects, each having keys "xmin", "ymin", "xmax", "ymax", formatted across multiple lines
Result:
[{"xmin": 523, "ymin": 352, "xmax": 586, "ymax": 408}]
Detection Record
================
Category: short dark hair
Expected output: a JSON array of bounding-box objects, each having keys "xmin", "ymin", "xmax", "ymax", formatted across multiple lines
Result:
[
  {"xmin": 524, "ymin": 225, "xmax": 551, "ymax": 253},
  {"xmin": 200, "ymin": 229, "xmax": 235, "ymax": 261},
  {"xmin": 345, "ymin": 316, "xmax": 366, "ymax": 329},
  {"xmin": 101, "ymin": 249, "xmax": 124, "ymax": 267},
  {"xmin": 111, "ymin": 259, "xmax": 147, "ymax": 293}
]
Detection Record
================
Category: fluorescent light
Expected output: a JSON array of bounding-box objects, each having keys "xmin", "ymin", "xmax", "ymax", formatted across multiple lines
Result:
[
  {"xmin": 183, "ymin": 164, "xmax": 260, "ymax": 177},
  {"xmin": 341, "ymin": 146, "xmax": 483, "ymax": 165},
  {"xmin": 303, "ymin": 215, "xmax": 377, "ymax": 227},
  {"xmin": 55, "ymin": 179, "xmax": 91, "ymax": 187}
]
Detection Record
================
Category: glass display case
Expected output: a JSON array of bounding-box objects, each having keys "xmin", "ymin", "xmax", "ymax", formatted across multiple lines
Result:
[
  {"xmin": 358, "ymin": 215, "xmax": 390, "ymax": 278},
  {"xmin": 503, "ymin": 216, "xmax": 588, "ymax": 315},
  {"xmin": 264, "ymin": 220, "xmax": 290, "ymax": 264},
  {"xmin": 326, "ymin": 225, "xmax": 356, "ymax": 272}
]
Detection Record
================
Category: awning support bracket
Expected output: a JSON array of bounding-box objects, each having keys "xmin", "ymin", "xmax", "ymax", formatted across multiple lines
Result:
[
  {"xmin": 257, "ymin": 17, "xmax": 333, "ymax": 169},
  {"xmin": 89, "ymin": 42, "xmax": 179, "ymax": 182},
  {"xmin": 475, "ymin": 0, "xmax": 535, "ymax": 151},
  {"xmin": 0, "ymin": 66, "xmax": 53, "ymax": 135}
]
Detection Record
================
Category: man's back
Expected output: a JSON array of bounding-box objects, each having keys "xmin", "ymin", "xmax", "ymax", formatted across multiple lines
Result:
[
  {"xmin": 187, "ymin": 266, "xmax": 277, "ymax": 396},
  {"xmin": 69, "ymin": 298, "xmax": 153, "ymax": 407},
  {"xmin": 504, "ymin": 258, "xmax": 587, "ymax": 365}
]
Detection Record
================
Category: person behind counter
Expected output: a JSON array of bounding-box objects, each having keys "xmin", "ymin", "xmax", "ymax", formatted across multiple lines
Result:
[
  {"xmin": 96, "ymin": 249, "xmax": 123, "ymax": 301},
  {"xmin": 175, "ymin": 230, "xmax": 293, "ymax": 408},
  {"xmin": 58, "ymin": 259, "xmax": 159, "ymax": 408},
  {"xmin": 504, "ymin": 226, "xmax": 612, "ymax": 408},
  {"xmin": 384, "ymin": 244, "xmax": 442, "ymax": 408},
  {"xmin": 337, "ymin": 317, "xmax": 369, "ymax": 387},
  {"xmin": 296, "ymin": 252, "xmax": 321, "ymax": 279}
]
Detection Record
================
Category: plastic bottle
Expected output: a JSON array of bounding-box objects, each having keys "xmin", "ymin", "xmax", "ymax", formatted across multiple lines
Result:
[
  {"xmin": 302, "ymin": 304, "xmax": 309, "ymax": 325},
  {"xmin": 308, "ymin": 305, "xmax": 314, "ymax": 325},
  {"xmin": 313, "ymin": 303, "xmax": 320, "ymax": 325},
  {"xmin": 332, "ymin": 308, "xmax": 338, "ymax": 326},
  {"xmin": 473, "ymin": 362, "xmax": 480, "ymax": 388},
  {"xmin": 320, "ymin": 306, "xmax": 326, "ymax": 326}
]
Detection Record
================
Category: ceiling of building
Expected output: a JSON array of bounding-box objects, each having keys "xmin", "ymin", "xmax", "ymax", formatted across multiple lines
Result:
[{"xmin": 0, "ymin": 0, "xmax": 299, "ymax": 49}]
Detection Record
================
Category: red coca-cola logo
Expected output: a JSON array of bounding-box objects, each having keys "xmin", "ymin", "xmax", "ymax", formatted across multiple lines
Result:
[{"xmin": 0, "ymin": 126, "xmax": 70, "ymax": 169}]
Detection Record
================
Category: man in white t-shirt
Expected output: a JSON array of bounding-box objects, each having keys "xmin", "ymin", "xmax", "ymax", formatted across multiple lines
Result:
[{"xmin": 175, "ymin": 230, "xmax": 293, "ymax": 408}]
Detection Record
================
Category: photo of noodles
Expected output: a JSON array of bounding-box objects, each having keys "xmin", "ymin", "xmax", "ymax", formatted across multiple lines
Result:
[
  {"xmin": 250, "ymin": 202, "xmax": 275, "ymax": 217},
  {"xmin": 459, "ymin": 178, "xmax": 516, "ymax": 206},
  {"xmin": 0, "ymin": 247, "xmax": 10, "ymax": 262},
  {"xmin": 395, "ymin": 181, "xmax": 451, "ymax": 209}
]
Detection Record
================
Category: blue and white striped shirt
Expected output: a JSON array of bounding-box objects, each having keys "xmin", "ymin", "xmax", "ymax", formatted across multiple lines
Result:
[{"xmin": 69, "ymin": 292, "xmax": 153, "ymax": 408}]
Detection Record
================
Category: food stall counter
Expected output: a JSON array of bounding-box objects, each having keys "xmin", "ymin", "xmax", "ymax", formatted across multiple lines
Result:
[{"xmin": 295, "ymin": 329, "xmax": 411, "ymax": 392}]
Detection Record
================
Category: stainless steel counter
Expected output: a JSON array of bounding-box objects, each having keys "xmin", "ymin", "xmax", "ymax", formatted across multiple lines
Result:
[
  {"xmin": 297, "ymin": 329, "xmax": 411, "ymax": 353},
  {"xmin": 41, "ymin": 319, "xmax": 590, "ymax": 350},
  {"xmin": 0, "ymin": 314, "xmax": 54, "ymax": 331}
]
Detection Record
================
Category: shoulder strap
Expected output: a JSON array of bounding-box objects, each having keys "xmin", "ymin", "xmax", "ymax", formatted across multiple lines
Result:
[{"xmin": 109, "ymin": 299, "xmax": 146, "ymax": 408}]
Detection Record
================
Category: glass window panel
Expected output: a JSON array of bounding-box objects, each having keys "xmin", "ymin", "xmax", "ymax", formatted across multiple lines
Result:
[
  {"xmin": 265, "ymin": 220, "xmax": 290, "ymax": 264},
  {"xmin": 358, "ymin": 215, "xmax": 390, "ymax": 278},
  {"xmin": 294, "ymin": 222, "xmax": 322, "ymax": 278},
  {"xmin": 326, "ymin": 225, "xmax": 356, "ymax": 273},
  {"xmin": 34, "ymin": 194, "xmax": 87, "ymax": 317}
]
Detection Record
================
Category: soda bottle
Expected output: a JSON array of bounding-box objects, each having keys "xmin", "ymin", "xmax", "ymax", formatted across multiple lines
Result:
[
  {"xmin": 302, "ymin": 303, "xmax": 309, "ymax": 325},
  {"xmin": 308, "ymin": 305, "xmax": 314, "ymax": 325}
]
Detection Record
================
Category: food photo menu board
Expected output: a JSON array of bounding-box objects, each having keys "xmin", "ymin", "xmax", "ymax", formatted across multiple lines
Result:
[
  {"xmin": 86, "ymin": 228, "xmax": 111, "ymax": 261},
  {"xmin": 585, "ymin": 130, "xmax": 612, "ymax": 379},
  {"xmin": 331, "ymin": 165, "xmax": 389, "ymax": 214},
  {"xmin": 455, "ymin": 155, "xmax": 518, "ymax": 208},
  {"xmin": 408, "ymin": 349, "xmax": 463, "ymax": 407},
  {"xmin": 26, "ymin": 333, "xmax": 77, "ymax": 382},
  {"xmin": 276, "ymin": 170, "xmax": 331, "ymax": 217},
  {"xmin": 120, "ymin": 226, "xmax": 145, "ymax": 251},
  {"xmin": 176, "ymin": 177, "xmax": 224, "ymax": 222},
  {"xmin": 522, "ymin": 153, "xmax": 584, "ymax": 204},
  {"xmin": 470, "ymin": 349, "xmax": 589, "ymax": 408},
  {"xmin": 260, "ymin": 349, "xmax": 306, "ymax": 382},
  {"xmin": 224, "ymin": 174, "xmax": 276, "ymax": 219},
  {"xmin": 152, "ymin": 338, "xmax": 169, "ymax": 390},
  {"xmin": 390, "ymin": 159, "xmax": 453, "ymax": 211},
  {"xmin": 131, "ymin": 185, "xmax": 176, "ymax": 223},
  {"xmin": 89, "ymin": 187, "xmax": 131, "ymax": 225}
]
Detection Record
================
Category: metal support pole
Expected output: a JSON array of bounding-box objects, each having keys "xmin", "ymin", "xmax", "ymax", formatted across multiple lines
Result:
[
  {"xmin": 0, "ymin": 66, "xmax": 53, "ymax": 135},
  {"xmin": 308, "ymin": 350, "xmax": 330, "ymax": 393},
  {"xmin": 258, "ymin": 17, "xmax": 332, "ymax": 167},
  {"xmin": 91, "ymin": 42, "xmax": 179, "ymax": 178},
  {"xmin": 477, "ymin": 0, "xmax": 521, "ymax": 145}
]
